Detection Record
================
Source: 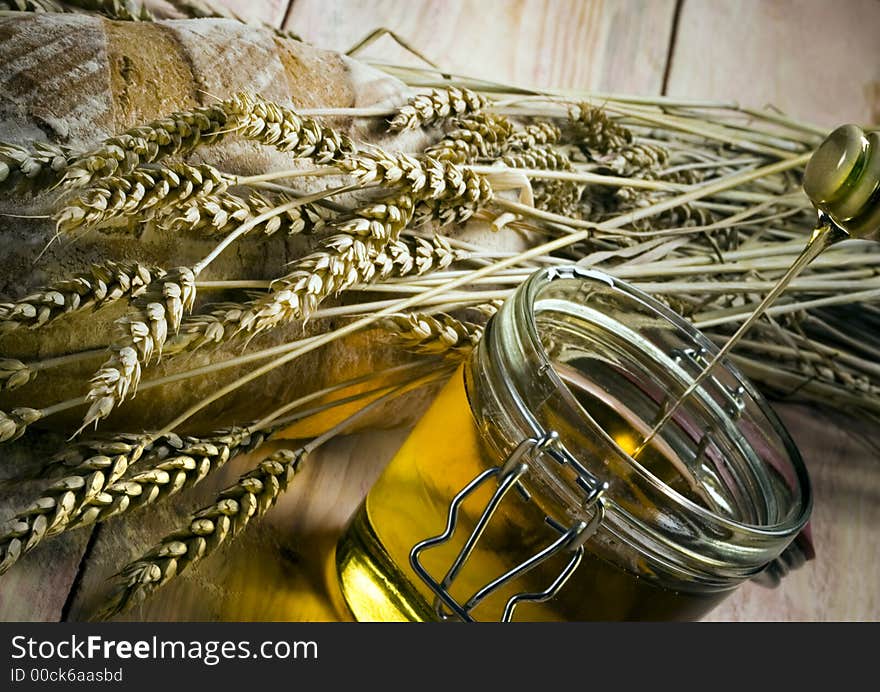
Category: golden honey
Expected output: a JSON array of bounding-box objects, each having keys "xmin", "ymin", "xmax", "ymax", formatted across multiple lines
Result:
[
  {"xmin": 335, "ymin": 267, "xmax": 811, "ymax": 622},
  {"xmin": 337, "ymin": 366, "xmax": 727, "ymax": 622}
]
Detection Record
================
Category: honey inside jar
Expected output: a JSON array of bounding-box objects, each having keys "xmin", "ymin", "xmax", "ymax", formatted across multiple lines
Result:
[
  {"xmin": 339, "ymin": 367, "xmax": 730, "ymax": 621},
  {"xmin": 335, "ymin": 267, "xmax": 811, "ymax": 622}
]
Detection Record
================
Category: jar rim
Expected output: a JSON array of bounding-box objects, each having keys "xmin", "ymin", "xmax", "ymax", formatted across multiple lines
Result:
[{"xmin": 514, "ymin": 265, "xmax": 812, "ymax": 539}]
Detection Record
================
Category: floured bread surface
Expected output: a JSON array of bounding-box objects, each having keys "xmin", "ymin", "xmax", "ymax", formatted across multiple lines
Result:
[
  {"xmin": 0, "ymin": 14, "xmax": 446, "ymax": 433},
  {"xmin": 0, "ymin": 15, "xmax": 367, "ymax": 291}
]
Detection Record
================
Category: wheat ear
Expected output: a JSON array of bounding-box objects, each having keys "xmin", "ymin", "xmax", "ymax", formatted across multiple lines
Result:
[
  {"xmin": 50, "ymin": 0, "xmax": 153, "ymax": 21},
  {"xmin": 567, "ymin": 103, "xmax": 674, "ymax": 179},
  {"xmin": 501, "ymin": 145, "xmax": 572, "ymax": 171},
  {"xmin": 0, "ymin": 1, "xmax": 66, "ymax": 15},
  {"xmin": 383, "ymin": 312, "xmax": 483, "ymax": 360},
  {"xmin": 568, "ymin": 102, "xmax": 633, "ymax": 153},
  {"xmin": 97, "ymin": 365, "xmax": 453, "ymax": 617},
  {"xmin": 62, "ymin": 101, "xmax": 234, "ymax": 188},
  {"xmin": 424, "ymin": 112, "xmax": 515, "ymax": 164},
  {"xmin": 67, "ymin": 427, "xmax": 267, "ymax": 529},
  {"xmin": 0, "ymin": 436, "xmax": 148, "ymax": 574},
  {"xmin": 413, "ymin": 166, "xmax": 494, "ymax": 227},
  {"xmin": 168, "ymin": 233, "xmax": 463, "ymax": 353},
  {"xmin": 81, "ymin": 267, "xmax": 196, "ymax": 431},
  {"xmin": 338, "ymin": 147, "xmax": 495, "ymax": 225},
  {"xmin": 100, "ymin": 448, "xmax": 305, "ymax": 617},
  {"xmin": 60, "ymin": 90, "xmax": 353, "ymax": 188},
  {"xmin": 533, "ymin": 179, "xmax": 584, "ymax": 216},
  {"xmin": 0, "ymin": 359, "xmax": 35, "ymax": 391},
  {"xmin": 214, "ymin": 191, "xmax": 413, "ymax": 338},
  {"xmin": 0, "ymin": 140, "xmax": 73, "ymax": 188},
  {"xmin": 0, "ymin": 408, "xmax": 43, "ymax": 444},
  {"xmin": 0, "ymin": 261, "xmax": 164, "ymax": 334},
  {"xmin": 56, "ymin": 163, "xmax": 229, "ymax": 235},
  {"xmin": 228, "ymin": 92, "xmax": 355, "ymax": 163},
  {"xmin": 153, "ymin": 191, "xmax": 329, "ymax": 238},
  {"xmin": 503, "ymin": 121, "xmax": 562, "ymax": 151},
  {"xmin": 0, "ymin": 424, "xmax": 267, "ymax": 577},
  {"xmin": 387, "ymin": 86, "xmax": 490, "ymax": 132},
  {"xmin": 501, "ymin": 142, "xmax": 580, "ymax": 216}
]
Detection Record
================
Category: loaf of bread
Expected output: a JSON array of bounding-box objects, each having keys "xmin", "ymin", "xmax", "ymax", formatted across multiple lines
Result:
[{"xmin": 0, "ymin": 13, "xmax": 505, "ymax": 435}]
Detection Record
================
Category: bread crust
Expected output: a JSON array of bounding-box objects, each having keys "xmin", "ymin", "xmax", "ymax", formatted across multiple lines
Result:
[{"xmin": 0, "ymin": 15, "xmax": 506, "ymax": 434}]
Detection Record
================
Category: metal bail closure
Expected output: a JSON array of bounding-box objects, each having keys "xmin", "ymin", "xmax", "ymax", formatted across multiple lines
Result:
[{"xmin": 409, "ymin": 430, "xmax": 608, "ymax": 622}]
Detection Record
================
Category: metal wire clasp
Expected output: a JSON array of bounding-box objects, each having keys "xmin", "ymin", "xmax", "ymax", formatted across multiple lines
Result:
[{"xmin": 409, "ymin": 430, "xmax": 607, "ymax": 622}]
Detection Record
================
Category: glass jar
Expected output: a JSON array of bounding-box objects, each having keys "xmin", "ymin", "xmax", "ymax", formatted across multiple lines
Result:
[{"xmin": 335, "ymin": 266, "xmax": 812, "ymax": 622}]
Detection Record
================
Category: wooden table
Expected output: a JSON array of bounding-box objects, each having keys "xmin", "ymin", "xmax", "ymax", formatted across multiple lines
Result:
[{"xmin": 3, "ymin": 0, "xmax": 879, "ymax": 622}]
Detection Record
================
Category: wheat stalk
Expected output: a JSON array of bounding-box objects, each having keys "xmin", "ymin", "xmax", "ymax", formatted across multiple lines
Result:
[
  {"xmin": 387, "ymin": 86, "xmax": 490, "ymax": 132},
  {"xmin": 247, "ymin": 227, "xmax": 465, "ymax": 330},
  {"xmin": 383, "ymin": 311, "xmax": 483, "ymax": 359},
  {"xmin": 202, "ymin": 192, "xmax": 421, "ymax": 340},
  {"xmin": 0, "ymin": 435, "xmax": 148, "ymax": 574},
  {"xmin": 0, "ymin": 140, "xmax": 73, "ymax": 187},
  {"xmin": 13, "ymin": 360, "xmax": 434, "ymax": 567},
  {"xmin": 248, "ymin": 191, "xmax": 331, "ymax": 235},
  {"xmin": 74, "ymin": 182, "xmax": 348, "ymax": 431},
  {"xmin": 99, "ymin": 448, "xmax": 305, "ymax": 617},
  {"xmin": 0, "ymin": 261, "xmax": 163, "ymax": 334},
  {"xmin": 0, "ymin": 359, "xmax": 35, "ymax": 391},
  {"xmin": 56, "ymin": 163, "xmax": 229, "ymax": 234},
  {"xmin": 81, "ymin": 267, "xmax": 196, "ymax": 431}
]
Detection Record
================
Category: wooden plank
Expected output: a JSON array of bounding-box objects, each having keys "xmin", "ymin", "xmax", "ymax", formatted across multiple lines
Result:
[
  {"xmin": 666, "ymin": 0, "xmax": 880, "ymax": 619},
  {"xmin": 285, "ymin": 0, "xmax": 677, "ymax": 93},
  {"xmin": 707, "ymin": 404, "xmax": 880, "ymax": 621},
  {"xmin": 665, "ymin": 0, "xmax": 880, "ymax": 128}
]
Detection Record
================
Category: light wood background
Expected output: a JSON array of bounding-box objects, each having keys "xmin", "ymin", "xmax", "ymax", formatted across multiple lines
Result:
[{"xmin": 2, "ymin": 0, "xmax": 879, "ymax": 622}]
